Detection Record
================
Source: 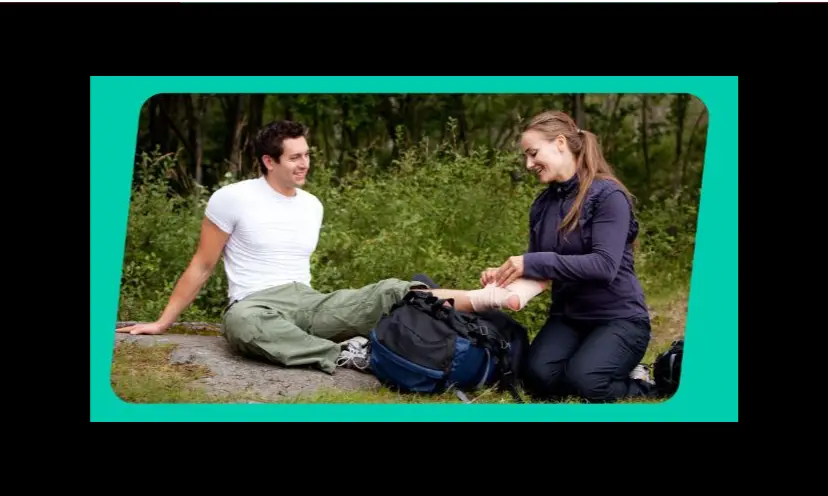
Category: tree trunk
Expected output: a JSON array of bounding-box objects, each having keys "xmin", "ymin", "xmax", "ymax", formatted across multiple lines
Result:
[
  {"xmin": 640, "ymin": 95, "xmax": 651, "ymax": 198},
  {"xmin": 672, "ymin": 94, "xmax": 689, "ymax": 194},
  {"xmin": 226, "ymin": 94, "xmax": 247, "ymax": 179},
  {"xmin": 572, "ymin": 93, "xmax": 586, "ymax": 129},
  {"xmin": 450, "ymin": 94, "xmax": 469, "ymax": 155},
  {"xmin": 245, "ymin": 94, "xmax": 266, "ymax": 176},
  {"xmin": 184, "ymin": 94, "xmax": 210, "ymax": 186}
]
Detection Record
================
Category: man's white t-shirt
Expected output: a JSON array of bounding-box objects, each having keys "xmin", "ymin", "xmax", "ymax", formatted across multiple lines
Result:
[{"xmin": 204, "ymin": 176, "xmax": 324, "ymax": 302}]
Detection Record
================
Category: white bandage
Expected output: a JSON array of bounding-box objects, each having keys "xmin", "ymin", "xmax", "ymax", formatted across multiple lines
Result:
[
  {"xmin": 468, "ymin": 279, "xmax": 547, "ymax": 312},
  {"xmin": 505, "ymin": 278, "xmax": 547, "ymax": 309}
]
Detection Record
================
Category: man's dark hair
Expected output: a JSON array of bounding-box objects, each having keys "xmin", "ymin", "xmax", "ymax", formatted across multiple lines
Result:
[{"xmin": 253, "ymin": 120, "xmax": 308, "ymax": 175}]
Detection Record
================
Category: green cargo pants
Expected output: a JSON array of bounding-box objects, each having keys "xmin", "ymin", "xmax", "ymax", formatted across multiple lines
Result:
[{"xmin": 221, "ymin": 278, "xmax": 428, "ymax": 374}]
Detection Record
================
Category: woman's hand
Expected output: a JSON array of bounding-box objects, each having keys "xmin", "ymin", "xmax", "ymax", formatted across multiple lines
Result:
[
  {"xmin": 480, "ymin": 267, "xmax": 499, "ymax": 287},
  {"xmin": 495, "ymin": 255, "xmax": 525, "ymax": 287}
]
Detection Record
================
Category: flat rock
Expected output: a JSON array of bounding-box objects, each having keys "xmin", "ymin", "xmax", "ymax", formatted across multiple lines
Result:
[{"xmin": 114, "ymin": 333, "xmax": 380, "ymax": 401}]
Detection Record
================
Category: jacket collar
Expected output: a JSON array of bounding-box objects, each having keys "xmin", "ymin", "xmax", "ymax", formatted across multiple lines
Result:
[{"xmin": 548, "ymin": 173, "xmax": 580, "ymax": 198}]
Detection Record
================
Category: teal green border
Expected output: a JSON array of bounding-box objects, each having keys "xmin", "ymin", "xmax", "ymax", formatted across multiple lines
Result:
[{"xmin": 91, "ymin": 76, "xmax": 737, "ymax": 422}]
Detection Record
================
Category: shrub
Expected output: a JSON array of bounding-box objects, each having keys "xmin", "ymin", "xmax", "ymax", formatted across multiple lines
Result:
[{"xmin": 120, "ymin": 138, "xmax": 697, "ymax": 337}]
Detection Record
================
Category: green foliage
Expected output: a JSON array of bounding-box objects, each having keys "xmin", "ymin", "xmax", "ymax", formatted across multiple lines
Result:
[
  {"xmin": 119, "ymin": 150, "xmax": 229, "ymax": 322},
  {"xmin": 120, "ymin": 126, "xmax": 698, "ymax": 338},
  {"xmin": 634, "ymin": 189, "xmax": 698, "ymax": 297}
]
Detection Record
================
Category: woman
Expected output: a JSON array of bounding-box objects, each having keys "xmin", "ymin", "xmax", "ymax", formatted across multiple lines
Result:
[{"xmin": 488, "ymin": 110, "xmax": 654, "ymax": 402}]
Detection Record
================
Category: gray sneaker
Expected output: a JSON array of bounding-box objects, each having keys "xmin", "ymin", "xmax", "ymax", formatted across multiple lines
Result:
[
  {"xmin": 630, "ymin": 364, "xmax": 655, "ymax": 386},
  {"xmin": 339, "ymin": 336, "xmax": 368, "ymax": 350},
  {"xmin": 336, "ymin": 337, "xmax": 371, "ymax": 372}
]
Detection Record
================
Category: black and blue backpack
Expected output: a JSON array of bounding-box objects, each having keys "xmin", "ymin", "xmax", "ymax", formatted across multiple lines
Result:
[{"xmin": 367, "ymin": 290, "xmax": 529, "ymax": 403}]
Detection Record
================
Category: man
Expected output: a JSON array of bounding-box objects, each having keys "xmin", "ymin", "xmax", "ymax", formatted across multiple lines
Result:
[
  {"xmin": 118, "ymin": 120, "xmax": 539, "ymax": 375},
  {"xmin": 117, "ymin": 120, "xmax": 430, "ymax": 374}
]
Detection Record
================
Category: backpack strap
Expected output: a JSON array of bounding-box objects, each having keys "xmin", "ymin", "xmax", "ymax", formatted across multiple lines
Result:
[
  {"xmin": 493, "ymin": 342, "xmax": 524, "ymax": 403},
  {"xmin": 400, "ymin": 291, "xmax": 456, "ymax": 321},
  {"xmin": 467, "ymin": 323, "xmax": 524, "ymax": 404}
]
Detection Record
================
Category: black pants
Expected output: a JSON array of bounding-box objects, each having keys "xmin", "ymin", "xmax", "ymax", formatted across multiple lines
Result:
[{"xmin": 523, "ymin": 315, "xmax": 653, "ymax": 402}]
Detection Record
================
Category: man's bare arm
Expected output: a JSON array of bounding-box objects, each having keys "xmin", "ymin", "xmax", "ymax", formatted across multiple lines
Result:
[{"xmin": 117, "ymin": 218, "xmax": 230, "ymax": 335}]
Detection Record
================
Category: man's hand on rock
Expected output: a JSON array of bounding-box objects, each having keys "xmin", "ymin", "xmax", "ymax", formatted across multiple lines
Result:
[{"xmin": 116, "ymin": 322, "xmax": 168, "ymax": 335}]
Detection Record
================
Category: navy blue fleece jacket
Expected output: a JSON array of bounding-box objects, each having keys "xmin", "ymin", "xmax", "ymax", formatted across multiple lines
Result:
[{"xmin": 523, "ymin": 175, "xmax": 650, "ymax": 322}]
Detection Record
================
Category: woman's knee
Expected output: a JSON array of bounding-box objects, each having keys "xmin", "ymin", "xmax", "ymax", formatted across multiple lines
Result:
[
  {"xmin": 564, "ymin": 364, "xmax": 612, "ymax": 402},
  {"xmin": 522, "ymin": 317, "xmax": 581, "ymax": 397},
  {"xmin": 564, "ymin": 320, "xmax": 651, "ymax": 402},
  {"xmin": 523, "ymin": 344, "xmax": 567, "ymax": 396}
]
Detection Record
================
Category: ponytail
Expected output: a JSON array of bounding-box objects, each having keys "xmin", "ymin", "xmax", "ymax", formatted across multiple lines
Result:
[
  {"xmin": 580, "ymin": 130, "xmax": 604, "ymax": 174},
  {"xmin": 560, "ymin": 129, "xmax": 633, "ymax": 235}
]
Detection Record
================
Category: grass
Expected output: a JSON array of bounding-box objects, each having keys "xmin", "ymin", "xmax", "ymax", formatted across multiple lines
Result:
[
  {"xmin": 641, "ymin": 289, "xmax": 688, "ymax": 363},
  {"xmin": 110, "ymin": 342, "xmax": 261, "ymax": 403},
  {"xmin": 111, "ymin": 343, "xmax": 215, "ymax": 403},
  {"xmin": 110, "ymin": 289, "xmax": 687, "ymax": 405}
]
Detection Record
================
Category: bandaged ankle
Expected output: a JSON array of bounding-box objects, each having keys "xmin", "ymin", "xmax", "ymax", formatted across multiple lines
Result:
[
  {"xmin": 468, "ymin": 285, "xmax": 514, "ymax": 312},
  {"xmin": 504, "ymin": 278, "xmax": 547, "ymax": 310},
  {"xmin": 468, "ymin": 279, "xmax": 547, "ymax": 312}
]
